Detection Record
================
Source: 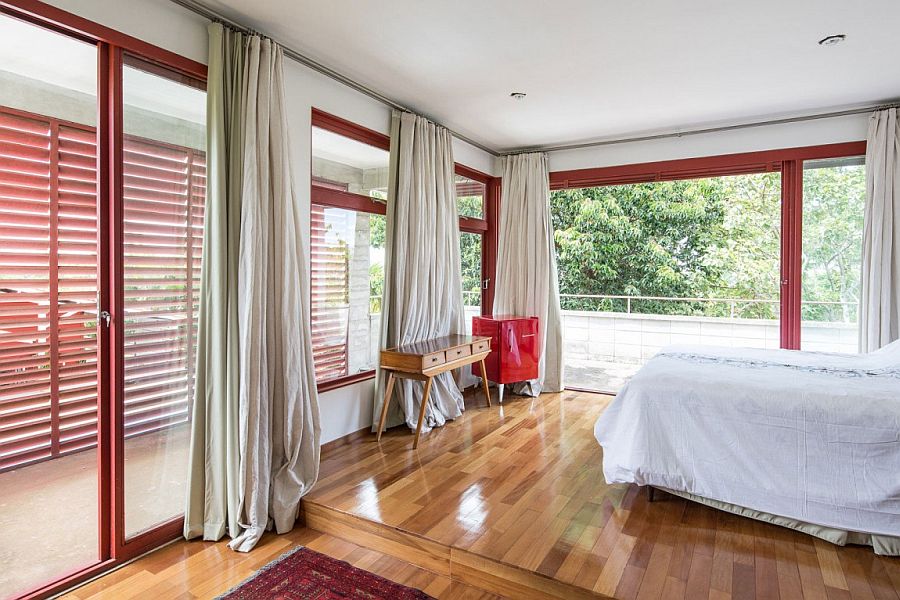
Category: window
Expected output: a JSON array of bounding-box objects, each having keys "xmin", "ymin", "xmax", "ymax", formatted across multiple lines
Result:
[
  {"xmin": 456, "ymin": 174, "xmax": 485, "ymax": 218},
  {"xmin": 552, "ymin": 173, "xmax": 782, "ymax": 391},
  {"xmin": 310, "ymin": 113, "xmax": 389, "ymax": 388},
  {"xmin": 801, "ymin": 157, "xmax": 865, "ymax": 352},
  {"xmin": 549, "ymin": 142, "xmax": 865, "ymax": 393},
  {"xmin": 309, "ymin": 111, "xmax": 496, "ymax": 388}
]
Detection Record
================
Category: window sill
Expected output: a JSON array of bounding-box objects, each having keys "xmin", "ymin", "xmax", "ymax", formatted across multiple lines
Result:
[{"xmin": 316, "ymin": 370, "xmax": 376, "ymax": 393}]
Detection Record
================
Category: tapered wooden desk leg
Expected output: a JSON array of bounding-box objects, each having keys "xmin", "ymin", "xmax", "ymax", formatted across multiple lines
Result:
[
  {"xmin": 376, "ymin": 372, "xmax": 395, "ymax": 442},
  {"xmin": 413, "ymin": 377, "xmax": 433, "ymax": 449},
  {"xmin": 479, "ymin": 359, "xmax": 491, "ymax": 407}
]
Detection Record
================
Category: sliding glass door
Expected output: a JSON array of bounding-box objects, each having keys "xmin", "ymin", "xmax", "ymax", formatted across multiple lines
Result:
[
  {"xmin": 121, "ymin": 57, "xmax": 206, "ymax": 539},
  {"xmin": 0, "ymin": 8, "xmax": 207, "ymax": 599},
  {"xmin": 551, "ymin": 173, "xmax": 782, "ymax": 392},
  {"xmin": 0, "ymin": 13, "xmax": 101, "ymax": 598},
  {"xmin": 801, "ymin": 157, "xmax": 865, "ymax": 353}
]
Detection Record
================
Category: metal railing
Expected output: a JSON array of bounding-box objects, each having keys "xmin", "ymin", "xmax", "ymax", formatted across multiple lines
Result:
[{"xmin": 559, "ymin": 293, "xmax": 858, "ymax": 321}]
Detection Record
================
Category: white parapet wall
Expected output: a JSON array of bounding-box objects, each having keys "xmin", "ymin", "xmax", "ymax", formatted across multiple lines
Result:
[{"xmin": 561, "ymin": 310, "xmax": 858, "ymax": 365}]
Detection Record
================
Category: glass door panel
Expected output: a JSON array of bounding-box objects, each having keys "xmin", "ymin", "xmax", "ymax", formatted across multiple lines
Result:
[
  {"xmin": 551, "ymin": 172, "xmax": 782, "ymax": 392},
  {"xmin": 460, "ymin": 232, "xmax": 482, "ymax": 334},
  {"xmin": 801, "ymin": 157, "xmax": 865, "ymax": 353},
  {"xmin": 121, "ymin": 57, "xmax": 206, "ymax": 538},
  {"xmin": 0, "ymin": 13, "xmax": 100, "ymax": 598}
]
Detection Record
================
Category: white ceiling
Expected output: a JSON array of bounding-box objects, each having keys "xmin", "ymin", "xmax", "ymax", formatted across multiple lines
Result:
[{"xmin": 203, "ymin": 0, "xmax": 900, "ymax": 153}]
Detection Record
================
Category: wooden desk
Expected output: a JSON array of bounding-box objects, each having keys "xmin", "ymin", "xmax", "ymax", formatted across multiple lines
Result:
[{"xmin": 376, "ymin": 334, "xmax": 492, "ymax": 449}]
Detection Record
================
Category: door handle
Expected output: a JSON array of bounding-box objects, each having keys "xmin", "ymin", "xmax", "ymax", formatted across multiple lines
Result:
[{"xmin": 98, "ymin": 310, "xmax": 111, "ymax": 327}]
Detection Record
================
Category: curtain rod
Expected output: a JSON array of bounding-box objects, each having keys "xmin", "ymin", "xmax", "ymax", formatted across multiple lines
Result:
[
  {"xmin": 506, "ymin": 102, "xmax": 900, "ymax": 155},
  {"xmin": 168, "ymin": 0, "xmax": 500, "ymax": 157}
]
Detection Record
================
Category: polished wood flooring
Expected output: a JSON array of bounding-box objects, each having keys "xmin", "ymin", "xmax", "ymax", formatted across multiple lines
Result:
[
  {"xmin": 62, "ymin": 389, "xmax": 900, "ymax": 600},
  {"xmin": 305, "ymin": 389, "xmax": 900, "ymax": 600},
  {"xmin": 62, "ymin": 527, "xmax": 500, "ymax": 599}
]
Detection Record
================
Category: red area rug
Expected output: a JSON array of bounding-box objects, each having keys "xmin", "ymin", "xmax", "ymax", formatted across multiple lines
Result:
[{"xmin": 217, "ymin": 546, "xmax": 435, "ymax": 599}]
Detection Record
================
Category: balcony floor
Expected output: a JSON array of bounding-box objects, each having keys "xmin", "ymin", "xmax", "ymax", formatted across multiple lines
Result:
[{"xmin": 0, "ymin": 426, "xmax": 190, "ymax": 599}]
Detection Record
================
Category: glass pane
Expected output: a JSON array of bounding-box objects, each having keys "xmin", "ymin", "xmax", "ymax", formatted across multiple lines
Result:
[
  {"xmin": 456, "ymin": 175, "xmax": 484, "ymax": 218},
  {"xmin": 310, "ymin": 206, "xmax": 385, "ymax": 382},
  {"xmin": 801, "ymin": 157, "xmax": 865, "ymax": 353},
  {"xmin": 551, "ymin": 173, "xmax": 781, "ymax": 392},
  {"xmin": 312, "ymin": 126, "xmax": 388, "ymax": 200},
  {"xmin": 0, "ymin": 13, "xmax": 99, "ymax": 597},
  {"xmin": 122, "ymin": 57, "xmax": 206, "ymax": 538},
  {"xmin": 460, "ymin": 232, "xmax": 482, "ymax": 334}
]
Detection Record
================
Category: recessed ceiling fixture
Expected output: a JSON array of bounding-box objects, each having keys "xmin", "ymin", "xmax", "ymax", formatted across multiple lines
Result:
[
  {"xmin": 510, "ymin": 92, "xmax": 527, "ymax": 100},
  {"xmin": 818, "ymin": 34, "xmax": 846, "ymax": 46}
]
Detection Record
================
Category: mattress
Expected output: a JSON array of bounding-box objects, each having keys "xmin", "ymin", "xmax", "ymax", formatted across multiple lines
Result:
[{"xmin": 593, "ymin": 341, "xmax": 900, "ymax": 552}]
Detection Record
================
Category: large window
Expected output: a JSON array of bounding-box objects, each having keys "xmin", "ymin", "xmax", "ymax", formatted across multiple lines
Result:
[
  {"xmin": 309, "ymin": 111, "xmax": 494, "ymax": 387},
  {"xmin": 801, "ymin": 157, "xmax": 865, "ymax": 353},
  {"xmin": 310, "ymin": 113, "xmax": 389, "ymax": 388},
  {"xmin": 550, "ymin": 146, "xmax": 865, "ymax": 393}
]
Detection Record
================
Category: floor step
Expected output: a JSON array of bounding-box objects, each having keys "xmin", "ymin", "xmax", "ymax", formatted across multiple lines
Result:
[{"xmin": 302, "ymin": 500, "xmax": 610, "ymax": 600}]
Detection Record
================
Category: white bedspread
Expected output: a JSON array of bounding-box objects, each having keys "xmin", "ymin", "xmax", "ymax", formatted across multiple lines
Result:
[{"xmin": 594, "ymin": 341, "xmax": 900, "ymax": 537}]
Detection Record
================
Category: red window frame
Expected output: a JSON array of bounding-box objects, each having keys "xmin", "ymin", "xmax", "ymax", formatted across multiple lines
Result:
[
  {"xmin": 310, "ymin": 109, "xmax": 498, "ymax": 392},
  {"xmin": 0, "ymin": 2, "xmax": 207, "ymax": 599},
  {"xmin": 548, "ymin": 140, "xmax": 867, "ymax": 352}
]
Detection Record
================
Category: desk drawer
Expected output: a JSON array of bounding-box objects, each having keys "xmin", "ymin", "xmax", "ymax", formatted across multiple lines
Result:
[
  {"xmin": 447, "ymin": 345, "xmax": 471, "ymax": 362},
  {"xmin": 472, "ymin": 339, "xmax": 490, "ymax": 354},
  {"xmin": 423, "ymin": 351, "xmax": 445, "ymax": 369}
]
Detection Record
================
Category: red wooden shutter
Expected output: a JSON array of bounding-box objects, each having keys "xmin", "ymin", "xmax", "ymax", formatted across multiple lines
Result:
[
  {"xmin": 0, "ymin": 106, "xmax": 206, "ymax": 472},
  {"xmin": 309, "ymin": 204, "xmax": 350, "ymax": 382}
]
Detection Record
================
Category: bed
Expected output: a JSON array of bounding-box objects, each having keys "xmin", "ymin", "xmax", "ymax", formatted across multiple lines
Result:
[{"xmin": 593, "ymin": 341, "xmax": 900, "ymax": 555}]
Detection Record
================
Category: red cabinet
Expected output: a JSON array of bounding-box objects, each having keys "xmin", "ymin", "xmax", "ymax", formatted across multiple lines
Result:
[{"xmin": 472, "ymin": 315, "xmax": 539, "ymax": 388}]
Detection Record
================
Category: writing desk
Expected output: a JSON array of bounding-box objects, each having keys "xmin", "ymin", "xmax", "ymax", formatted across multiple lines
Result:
[{"xmin": 376, "ymin": 334, "xmax": 492, "ymax": 449}]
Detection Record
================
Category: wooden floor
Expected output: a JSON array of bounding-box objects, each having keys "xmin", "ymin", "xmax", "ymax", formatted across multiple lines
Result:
[
  {"xmin": 62, "ymin": 527, "xmax": 500, "ymax": 599},
  {"xmin": 62, "ymin": 389, "xmax": 900, "ymax": 600},
  {"xmin": 304, "ymin": 389, "xmax": 900, "ymax": 600}
]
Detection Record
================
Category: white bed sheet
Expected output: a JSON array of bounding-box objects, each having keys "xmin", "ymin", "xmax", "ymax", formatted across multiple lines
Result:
[{"xmin": 594, "ymin": 341, "xmax": 900, "ymax": 537}]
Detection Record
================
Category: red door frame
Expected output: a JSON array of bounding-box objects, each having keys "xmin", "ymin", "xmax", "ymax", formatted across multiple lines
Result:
[
  {"xmin": 0, "ymin": 2, "xmax": 207, "ymax": 599},
  {"xmin": 310, "ymin": 109, "xmax": 497, "ymax": 392},
  {"xmin": 548, "ymin": 140, "xmax": 867, "ymax": 351}
]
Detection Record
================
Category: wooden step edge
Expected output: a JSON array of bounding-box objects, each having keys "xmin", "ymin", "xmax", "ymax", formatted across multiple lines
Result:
[
  {"xmin": 302, "ymin": 501, "xmax": 452, "ymax": 576},
  {"xmin": 301, "ymin": 500, "xmax": 611, "ymax": 600}
]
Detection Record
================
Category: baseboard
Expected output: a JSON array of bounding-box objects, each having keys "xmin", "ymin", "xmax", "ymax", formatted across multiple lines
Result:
[
  {"xmin": 320, "ymin": 426, "xmax": 371, "ymax": 453},
  {"xmin": 302, "ymin": 500, "xmax": 609, "ymax": 600}
]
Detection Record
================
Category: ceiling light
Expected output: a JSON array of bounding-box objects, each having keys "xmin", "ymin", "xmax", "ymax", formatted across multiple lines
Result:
[
  {"xmin": 510, "ymin": 92, "xmax": 527, "ymax": 100},
  {"xmin": 818, "ymin": 34, "xmax": 846, "ymax": 46}
]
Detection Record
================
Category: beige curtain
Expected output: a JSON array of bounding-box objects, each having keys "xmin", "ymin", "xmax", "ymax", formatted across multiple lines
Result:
[
  {"xmin": 373, "ymin": 110, "xmax": 465, "ymax": 433},
  {"xmin": 185, "ymin": 23, "xmax": 320, "ymax": 553},
  {"xmin": 493, "ymin": 152, "xmax": 564, "ymax": 394},
  {"xmin": 860, "ymin": 108, "xmax": 900, "ymax": 351}
]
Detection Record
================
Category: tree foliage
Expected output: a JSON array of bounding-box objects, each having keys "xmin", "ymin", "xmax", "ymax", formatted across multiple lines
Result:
[{"xmin": 551, "ymin": 165, "xmax": 864, "ymax": 322}]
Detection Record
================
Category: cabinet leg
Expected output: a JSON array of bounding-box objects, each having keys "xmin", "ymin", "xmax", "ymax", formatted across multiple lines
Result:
[
  {"xmin": 497, "ymin": 383, "xmax": 504, "ymax": 404},
  {"xmin": 376, "ymin": 372, "xmax": 395, "ymax": 442},
  {"xmin": 413, "ymin": 377, "xmax": 433, "ymax": 449},
  {"xmin": 479, "ymin": 359, "xmax": 491, "ymax": 407}
]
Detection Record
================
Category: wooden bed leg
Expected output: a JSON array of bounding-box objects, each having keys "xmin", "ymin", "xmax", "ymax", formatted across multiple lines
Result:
[{"xmin": 647, "ymin": 486, "xmax": 656, "ymax": 502}]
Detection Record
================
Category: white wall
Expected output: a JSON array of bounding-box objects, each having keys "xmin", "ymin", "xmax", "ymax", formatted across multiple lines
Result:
[
  {"xmin": 547, "ymin": 113, "xmax": 869, "ymax": 172},
  {"xmin": 44, "ymin": 0, "xmax": 494, "ymax": 444}
]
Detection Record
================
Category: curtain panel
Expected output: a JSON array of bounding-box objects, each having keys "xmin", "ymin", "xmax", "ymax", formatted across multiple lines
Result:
[
  {"xmin": 373, "ymin": 110, "xmax": 466, "ymax": 433},
  {"xmin": 185, "ymin": 23, "xmax": 321, "ymax": 553},
  {"xmin": 493, "ymin": 152, "xmax": 564, "ymax": 394},
  {"xmin": 861, "ymin": 108, "xmax": 900, "ymax": 351}
]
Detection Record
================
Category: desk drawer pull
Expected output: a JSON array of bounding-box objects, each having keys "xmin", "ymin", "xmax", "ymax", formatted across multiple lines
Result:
[
  {"xmin": 423, "ymin": 352, "xmax": 445, "ymax": 367},
  {"xmin": 473, "ymin": 340, "xmax": 489, "ymax": 353},
  {"xmin": 448, "ymin": 346, "xmax": 471, "ymax": 360}
]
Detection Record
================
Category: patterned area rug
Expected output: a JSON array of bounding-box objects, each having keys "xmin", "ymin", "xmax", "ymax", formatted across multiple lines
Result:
[{"xmin": 217, "ymin": 546, "xmax": 435, "ymax": 599}]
